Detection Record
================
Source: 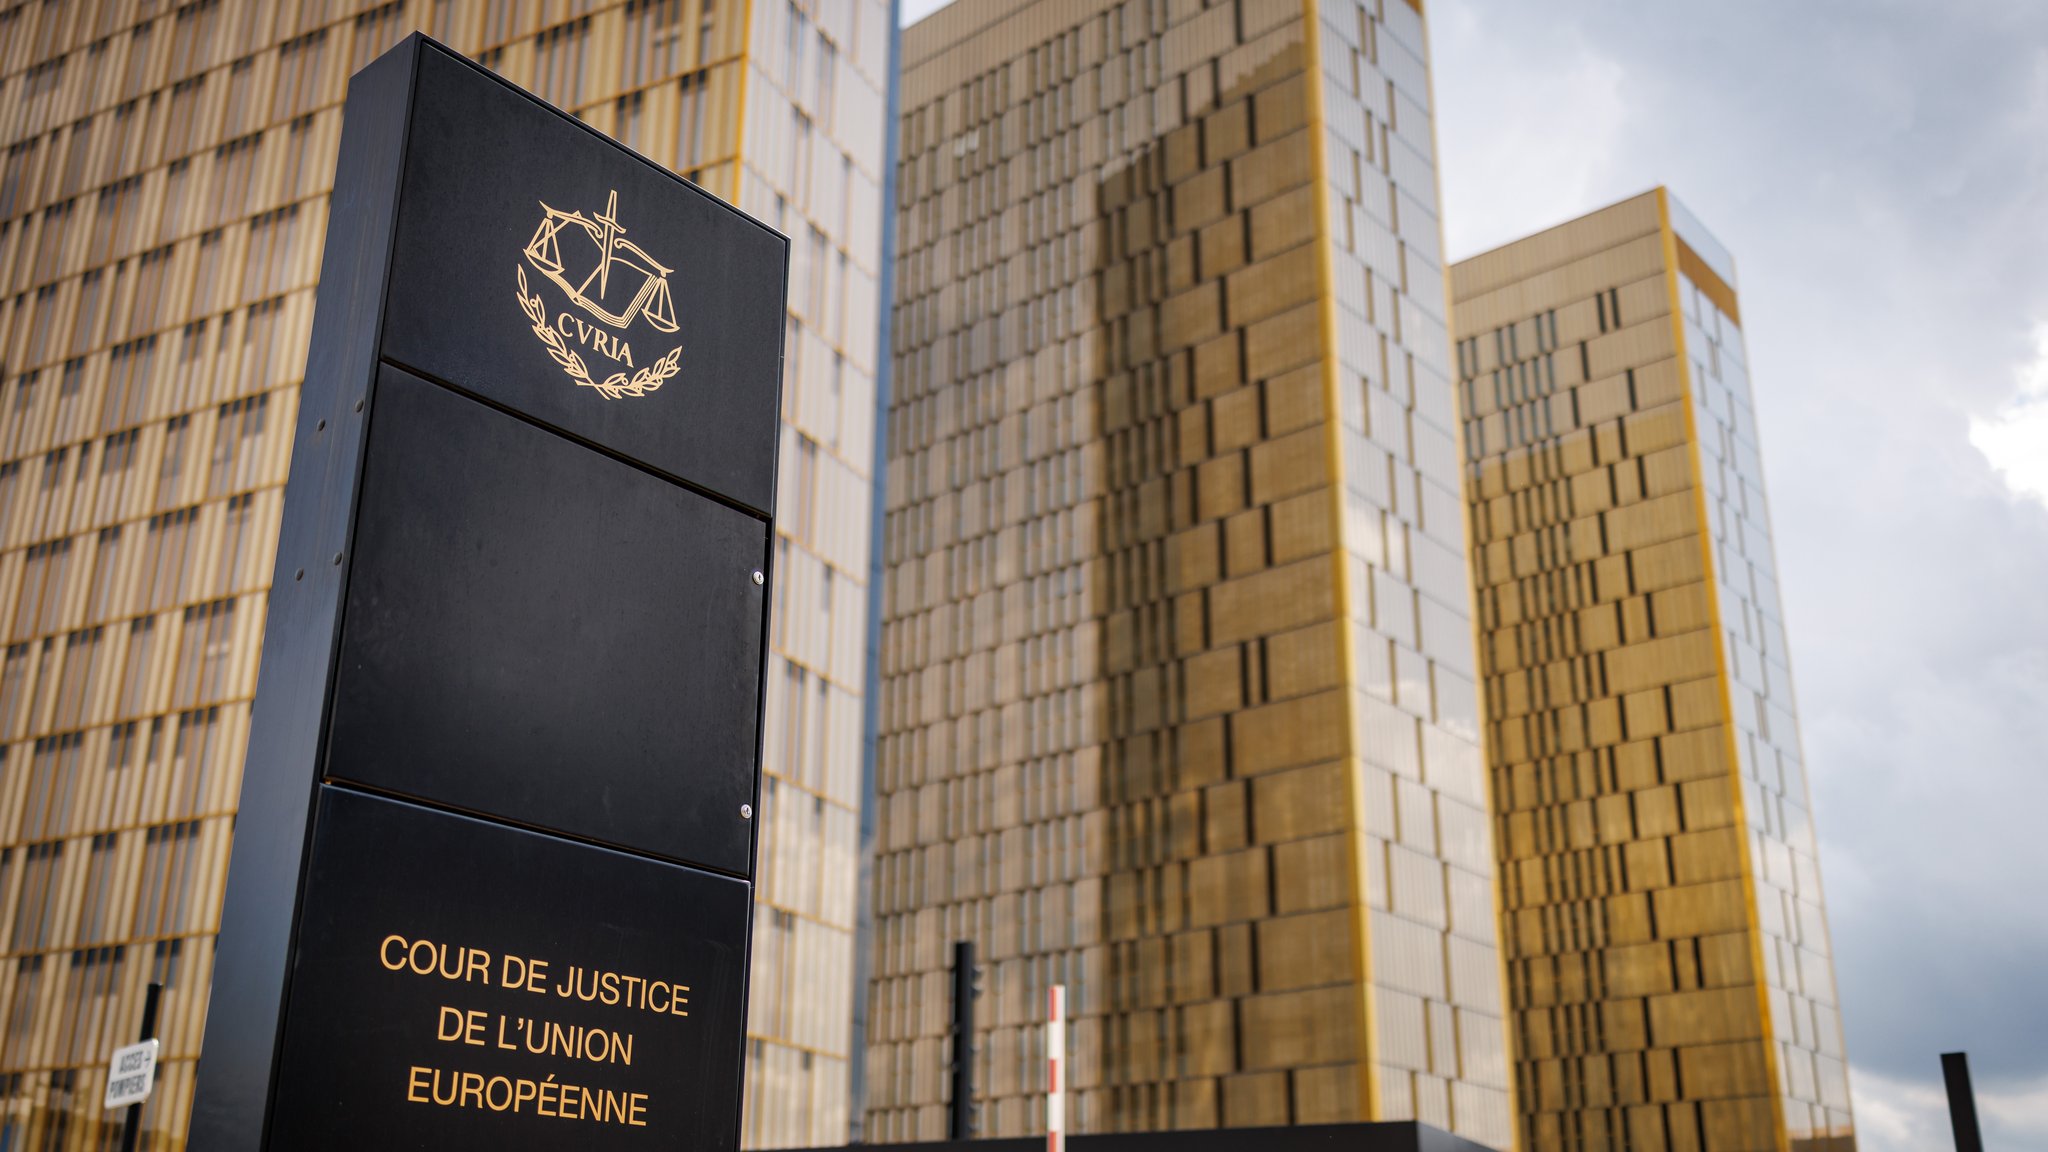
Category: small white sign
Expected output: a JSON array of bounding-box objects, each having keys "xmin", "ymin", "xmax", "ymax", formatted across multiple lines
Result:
[{"xmin": 103, "ymin": 1039, "xmax": 159, "ymax": 1110}]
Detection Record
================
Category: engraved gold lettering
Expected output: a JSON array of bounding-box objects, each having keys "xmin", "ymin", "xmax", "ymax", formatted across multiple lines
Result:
[{"xmin": 406, "ymin": 1064, "xmax": 649, "ymax": 1128}]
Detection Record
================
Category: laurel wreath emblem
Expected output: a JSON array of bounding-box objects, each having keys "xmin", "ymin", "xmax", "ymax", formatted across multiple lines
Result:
[{"xmin": 516, "ymin": 266, "xmax": 681, "ymax": 399}]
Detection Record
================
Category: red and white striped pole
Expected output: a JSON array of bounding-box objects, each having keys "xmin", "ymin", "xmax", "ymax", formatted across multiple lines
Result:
[{"xmin": 1046, "ymin": 984, "xmax": 1066, "ymax": 1152}]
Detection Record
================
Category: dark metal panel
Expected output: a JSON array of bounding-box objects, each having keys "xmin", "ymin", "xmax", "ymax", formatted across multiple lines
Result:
[
  {"xmin": 326, "ymin": 364, "xmax": 765, "ymax": 876},
  {"xmin": 379, "ymin": 43, "xmax": 786, "ymax": 515},
  {"xmin": 196, "ymin": 33, "xmax": 782, "ymax": 1150},
  {"xmin": 269, "ymin": 786, "xmax": 749, "ymax": 1150},
  {"xmin": 190, "ymin": 37, "xmax": 421, "ymax": 1152}
]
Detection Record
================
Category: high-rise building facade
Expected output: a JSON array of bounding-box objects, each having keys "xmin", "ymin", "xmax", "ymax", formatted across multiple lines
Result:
[
  {"xmin": 1450, "ymin": 190, "xmax": 1853, "ymax": 1152},
  {"xmin": 871, "ymin": 0, "xmax": 1511, "ymax": 1143},
  {"xmin": 0, "ymin": 1, "xmax": 891, "ymax": 1147}
]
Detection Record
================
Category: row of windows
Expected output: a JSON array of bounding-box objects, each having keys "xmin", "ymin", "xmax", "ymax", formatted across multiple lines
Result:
[
  {"xmin": 2, "ymin": 495, "xmax": 273, "ymax": 647},
  {"xmin": 0, "ymin": 598, "xmax": 253, "ymax": 741},
  {"xmin": 1, "ymin": 816, "xmax": 216, "ymax": 957},
  {"xmin": 0, "ymin": 393, "xmax": 282, "ymax": 551},
  {"xmin": 2, "ymin": 302, "xmax": 299, "ymax": 458},
  {"xmin": 2, "ymin": 937, "xmax": 194, "ymax": 1078},
  {"xmin": 1, "ymin": 18, "xmax": 341, "ymax": 164}
]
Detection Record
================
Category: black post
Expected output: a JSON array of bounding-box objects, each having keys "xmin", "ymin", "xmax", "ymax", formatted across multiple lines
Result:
[
  {"xmin": 1942, "ymin": 1052, "xmax": 1985, "ymax": 1152},
  {"xmin": 119, "ymin": 982, "xmax": 163, "ymax": 1152},
  {"xmin": 948, "ymin": 940, "xmax": 978, "ymax": 1140}
]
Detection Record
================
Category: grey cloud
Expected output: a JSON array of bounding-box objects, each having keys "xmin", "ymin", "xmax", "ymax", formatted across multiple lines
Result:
[
  {"xmin": 896, "ymin": 1, "xmax": 2048, "ymax": 1147},
  {"xmin": 1432, "ymin": 2, "xmax": 2048, "ymax": 1150}
]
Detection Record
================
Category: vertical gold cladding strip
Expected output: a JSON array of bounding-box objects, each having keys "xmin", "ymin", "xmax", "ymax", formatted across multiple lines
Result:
[
  {"xmin": 1654, "ymin": 187, "xmax": 1791, "ymax": 1152},
  {"xmin": 1412, "ymin": 16, "xmax": 1523, "ymax": 1148},
  {"xmin": 730, "ymin": 0, "xmax": 758, "ymax": 204},
  {"xmin": 1297, "ymin": 0, "xmax": 1381, "ymax": 1120}
]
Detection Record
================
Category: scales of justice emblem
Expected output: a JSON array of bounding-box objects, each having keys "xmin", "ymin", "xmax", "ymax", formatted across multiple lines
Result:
[{"xmin": 515, "ymin": 189, "xmax": 683, "ymax": 399}]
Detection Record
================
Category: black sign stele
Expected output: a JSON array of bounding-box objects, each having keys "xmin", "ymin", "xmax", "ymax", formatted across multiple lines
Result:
[{"xmin": 189, "ymin": 35, "xmax": 786, "ymax": 1151}]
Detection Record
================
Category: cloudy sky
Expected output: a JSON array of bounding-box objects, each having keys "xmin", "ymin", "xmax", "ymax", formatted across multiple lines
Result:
[
  {"xmin": 901, "ymin": 2, "xmax": 2048, "ymax": 1148},
  {"xmin": 1427, "ymin": 3, "xmax": 2048, "ymax": 1149}
]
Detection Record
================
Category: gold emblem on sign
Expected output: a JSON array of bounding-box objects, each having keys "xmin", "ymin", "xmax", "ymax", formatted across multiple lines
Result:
[{"xmin": 516, "ymin": 190, "xmax": 681, "ymax": 399}]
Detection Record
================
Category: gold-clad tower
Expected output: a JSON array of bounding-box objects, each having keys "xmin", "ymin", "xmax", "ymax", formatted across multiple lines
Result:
[
  {"xmin": 1451, "ymin": 189, "xmax": 1853, "ymax": 1152},
  {"xmin": 0, "ymin": 1, "xmax": 891, "ymax": 1146},
  {"xmin": 870, "ymin": 0, "xmax": 1513, "ymax": 1143}
]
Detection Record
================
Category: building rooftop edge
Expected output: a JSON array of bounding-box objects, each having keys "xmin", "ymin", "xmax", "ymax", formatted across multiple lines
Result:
[{"xmin": 1447, "ymin": 186, "xmax": 1667, "ymax": 271}]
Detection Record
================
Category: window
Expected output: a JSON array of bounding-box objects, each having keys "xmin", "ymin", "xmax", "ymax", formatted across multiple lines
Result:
[
  {"xmin": 119, "ymin": 25, "xmax": 153, "ymax": 101},
  {"xmin": 209, "ymin": 394, "xmax": 270, "ymax": 494},
  {"xmin": 163, "ymin": 77, "xmax": 206, "ymax": 160},
  {"xmin": 88, "ymin": 176, "xmax": 144, "ymax": 265},
  {"xmin": 208, "ymin": 136, "xmax": 261, "ymax": 228},
  {"xmin": 169, "ymin": 0, "xmax": 221, "ymax": 80},
  {"xmin": 430, "ymin": 0, "xmax": 458, "ymax": 45},
  {"xmin": 533, "ymin": 18, "xmax": 591, "ymax": 109},
  {"xmin": 51, "ymin": 360, "xmax": 88, "ymax": 452},
  {"xmin": 279, "ymin": 115, "xmax": 316, "ymax": 201},
  {"xmin": 272, "ymin": 30, "xmax": 330, "ymax": 122},
  {"xmin": 151, "ymin": 939, "xmax": 184, "ymax": 989},
  {"xmin": 242, "ymin": 205, "xmax": 300, "ymax": 302},
  {"xmin": 352, "ymin": 1, "xmax": 407, "ymax": 73},
  {"xmin": 791, "ymin": 433, "xmax": 818, "ymax": 543},
  {"xmin": 782, "ymin": 3, "xmax": 808, "ymax": 90},
  {"xmin": 100, "ymin": 721, "xmax": 147, "ymax": 826},
  {"xmin": 51, "ymin": 630, "xmax": 100, "ymax": 730},
  {"xmin": 157, "ymin": 161, "xmax": 191, "ymax": 245},
  {"xmin": 86, "ymin": 525, "xmax": 125, "ymax": 620},
  {"xmin": 175, "ymin": 597, "xmax": 236, "ymax": 705},
  {"xmin": 0, "ymin": 139, "xmax": 37, "ymax": 220},
  {"xmin": 21, "ymin": 734, "xmax": 85, "ymax": 837},
  {"xmin": 25, "ymin": 58, "xmax": 68, "ymax": 127},
  {"xmin": 804, "ymin": 227, "xmax": 828, "ymax": 320},
  {"xmin": 56, "ymin": 946, "xmax": 126, "ymax": 1066},
  {"xmin": 76, "ymin": 837, "xmax": 120, "ymax": 942},
  {"xmin": 790, "ymin": 110, "xmax": 812, "ymax": 209},
  {"xmin": 697, "ymin": 0, "xmax": 718, "ymax": 64},
  {"xmin": 109, "ymin": 100, "xmax": 146, "ymax": 182},
  {"xmin": 95, "ymin": 431, "xmax": 140, "ymax": 524},
  {"xmin": 675, "ymin": 71, "xmax": 706, "ymax": 174},
  {"xmin": 2, "ymin": 958, "xmax": 44, "ymax": 1070},
  {"xmin": 56, "ymin": 118, "xmax": 93, "ymax": 200},
  {"xmin": 614, "ymin": 92, "xmax": 645, "ymax": 154},
  {"xmin": 214, "ymin": 493, "xmax": 255, "ymax": 596},
  {"xmin": 31, "ymin": 202, "xmax": 73, "ymax": 290},
  {"xmin": 134, "ymin": 822, "xmax": 202, "ymax": 937},
  {"xmin": 482, "ymin": 0, "xmax": 525, "ymax": 48},
  {"xmin": 233, "ymin": 299, "xmax": 285, "ymax": 396},
  {"xmin": 165, "ymin": 706, "xmax": 223, "ymax": 811},
  {"xmin": 0, "ymin": 461, "xmax": 22, "ymax": 545},
  {"xmin": 143, "ymin": 508, "xmax": 197, "ymax": 609},
  {"xmin": 71, "ymin": 272, "xmax": 104, "ymax": 355},
  {"xmin": 117, "ymin": 619, "xmax": 156, "ymax": 718},
  {"xmin": 11, "ymin": 842, "xmax": 65, "ymax": 952},
  {"xmin": 0, "ymin": 645, "xmax": 29, "ymax": 740},
  {"xmin": 4, "ymin": 373, "xmax": 37, "ymax": 457},
  {"xmin": 157, "ymin": 414, "xmax": 192, "ymax": 508},
  {"xmin": 12, "ymin": 538, "xmax": 74, "ymax": 640},
  {"xmin": 623, "ymin": 0, "xmax": 683, "ymax": 89},
  {"xmin": 105, "ymin": 337, "xmax": 157, "ymax": 429}
]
